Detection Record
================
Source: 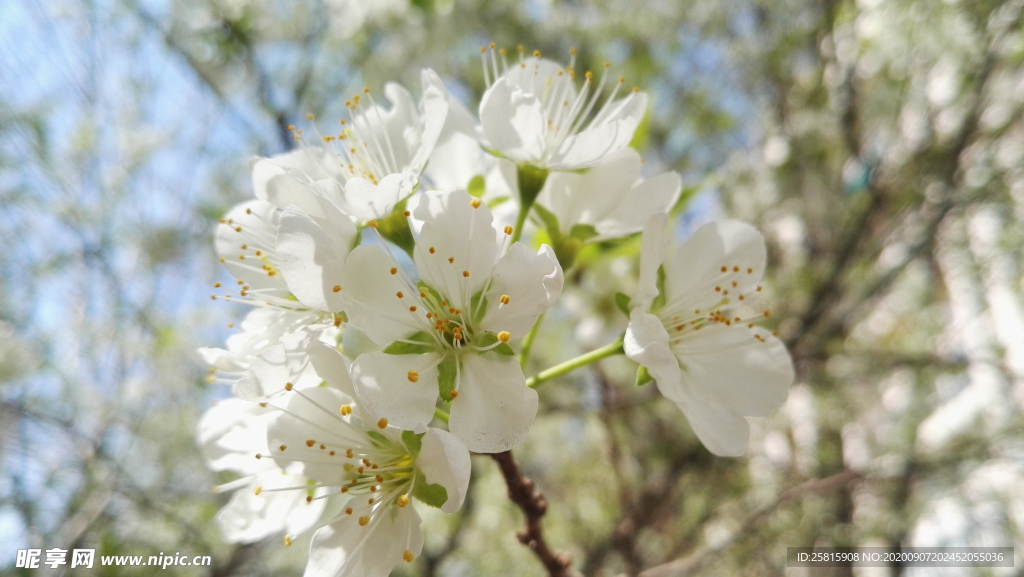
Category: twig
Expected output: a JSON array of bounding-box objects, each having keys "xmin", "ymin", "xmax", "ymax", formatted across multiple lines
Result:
[{"xmin": 490, "ymin": 451, "xmax": 578, "ymax": 577}]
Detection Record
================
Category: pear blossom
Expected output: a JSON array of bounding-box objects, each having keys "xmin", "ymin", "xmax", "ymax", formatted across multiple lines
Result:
[
  {"xmin": 198, "ymin": 398, "xmax": 327, "ymax": 543},
  {"xmin": 251, "ymin": 70, "xmax": 450, "ymax": 223},
  {"xmin": 478, "ymin": 48, "xmax": 647, "ymax": 172},
  {"xmin": 340, "ymin": 189, "xmax": 562, "ymax": 453},
  {"xmin": 624, "ymin": 214, "xmax": 794, "ymax": 457},
  {"xmin": 265, "ymin": 341, "xmax": 470, "ymax": 577}
]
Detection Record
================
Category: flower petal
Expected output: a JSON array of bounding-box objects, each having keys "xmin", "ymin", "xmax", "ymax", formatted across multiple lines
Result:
[
  {"xmin": 215, "ymin": 200, "xmax": 290, "ymax": 298},
  {"xmin": 449, "ymin": 353, "xmax": 538, "ymax": 453},
  {"xmin": 251, "ymin": 151, "xmax": 341, "ymax": 219},
  {"xmin": 343, "ymin": 174, "xmax": 406, "ymax": 221},
  {"xmin": 417, "ymin": 428, "xmax": 471, "ymax": 514},
  {"xmin": 216, "ymin": 471, "xmax": 327, "ymax": 544},
  {"xmin": 276, "ymin": 207, "xmax": 350, "ymax": 312},
  {"xmin": 266, "ymin": 385, "xmax": 363, "ymax": 483},
  {"xmin": 350, "ymin": 351, "xmax": 442, "ymax": 433},
  {"xmin": 304, "ymin": 504, "xmax": 422, "ymax": 577},
  {"xmin": 624, "ymin": 309, "xmax": 681, "ymax": 393},
  {"xmin": 663, "ymin": 219, "xmax": 766, "ymax": 312},
  {"xmin": 480, "ymin": 78, "xmax": 546, "ymax": 164},
  {"xmin": 536, "ymin": 148, "xmax": 641, "ymax": 231},
  {"xmin": 672, "ymin": 328, "xmax": 793, "ymax": 417},
  {"xmin": 635, "ymin": 213, "xmax": 669, "ymax": 310},
  {"xmin": 197, "ymin": 398, "xmax": 271, "ymax": 472},
  {"xmin": 408, "ymin": 69, "xmax": 450, "ymax": 175},
  {"xmin": 547, "ymin": 117, "xmax": 638, "ymax": 170},
  {"xmin": 342, "ymin": 244, "xmax": 424, "ymax": 345},
  {"xmin": 234, "ymin": 343, "xmax": 310, "ymax": 401},
  {"xmin": 307, "ymin": 340, "xmax": 356, "ymax": 398},
  {"xmin": 676, "ymin": 397, "xmax": 751, "ymax": 457},
  {"xmin": 479, "ymin": 243, "xmax": 563, "ymax": 338},
  {"xmin": 595, "ymin": 171, "xmax": 681, "ymax": 240},
  {"xmin": 413, "ymin": 190, "xmax": 500, "ymax": 311}
]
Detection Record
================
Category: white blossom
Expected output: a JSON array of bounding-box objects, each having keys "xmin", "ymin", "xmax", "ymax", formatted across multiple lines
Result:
[{"xmin": 624, "ymin": 214, "xmax": 794, "ymax": 456}]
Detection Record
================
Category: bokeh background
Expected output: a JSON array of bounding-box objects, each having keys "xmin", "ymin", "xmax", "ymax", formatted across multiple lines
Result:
[{"xmin": 3, "ymin": 0, "xmax": 1024, "ymax": 575}]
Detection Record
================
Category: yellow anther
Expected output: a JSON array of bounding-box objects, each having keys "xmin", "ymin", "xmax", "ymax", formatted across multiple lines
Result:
[
  {"xmin": 254, "ymin": 486, "xmax": 262, "ymax": 495},
  {"xmin": 533, "ymin": 50, "xmax": 541, "ymax": 57},
  {"xmin": 306, "ymin": 439, "xmax": 316, "ymax": 447},
  {"xmin": 504, "ymin": 225, "xmax": 513, "ymax": 235},
  {"xmin": 390, "ymin": 267, "xmax": 398, "ymax": 275},
  {"xmin": 403, "ymin": 551, "xmax": 415, "ymax": 562},
  {"xmin": 306, "ymin": 113, "xmax": 314, "ymax": 120},
  {"xmin": 497, "ymin": 331, "xmax": 511, "ymax": 343},
  {"xmin": 332, "ymin": 285, "xmax": 341, "ymax": 292},
  {"xmin": 279, "ymin": 444, "xmax": 287, "ymax": 451},
  {"xmin": 255, "ymin": 453, "xmax": 262, "ymax": 459},
  {"xmin": 398, "ymin": 495, "xmax": 410, "ymax": 507},
  {"xmin": 408, "ymin": 370, "xmax": 419, "ymax": 383},
  {"xmin": 403, "ymin": 210, "xmax": 411, "ymax": 217},
  {"xmin": 763, "ymin": 310, "xmax": 771, "ymax": 317},
  {"xmin": 284, "ymin": 535, "xmax": 292, "ymax": 546},
  {"xmin": 396, "ymin": 291, "xmax": 404, "ymax": 298},
  {"xmin": 450, "ymin": 390, "xmax": 459, "ymax": 399},
  {"xmin": 470, "ymin": 198, "xmax": 481, "ymax": 208},
  {"xmin": 377, "ymin": 417, "xmax": 388, "ymax": 429},
  {"xmin": 500, "ymin": 295, "xmax": 510, "ymax": 305},
  {"xmin": 409, "ymin": 306, "xmax": 417, "ymax": 312},
  {"xmin": 367, "ymin": 220, "xmax": 377, "ymax": 228},
  {"xmin": 306, "ymin": 495, "xmax": 312, "ymax": 503},
  {"xmin": 285, "ymin": 382, "xmax": 294, "ymax": 391},
  {"xmin": 448, "ymin": 256, "xmax": 455, "ymax": 263},
  {"xmin": 462, "ymin": 270, "xmax": 470, "ymax": 277},
  {"xmin": 358, "ymin": 516, "xmax": 370, "ymax": 526},
  {"xmin": 213, "ymin": 282, "xmax": 221, "ymax": 288},
  {"xmin": 480, "ymin": 46, "xmax": 487, "ymax": 53},
  {"xmin": 429, "ymin": 247, "xmax": 436, "ymax": 253}
]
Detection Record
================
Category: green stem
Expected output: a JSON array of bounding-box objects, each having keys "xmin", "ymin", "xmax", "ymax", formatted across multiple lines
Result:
[
  {"xmin": 511, "ymin": 204, "xmax": 530, "ymax": 244},
  {"xmin": 526, "ymin": 336, "xmax": 625, "ymax": 389},
  {"xmin": 433, "ymin": 406, "xmax": 450, "ymax": 424},
  {"xmin": 519, "ymin": 313, "xmax": 544, "ymax": 369}
]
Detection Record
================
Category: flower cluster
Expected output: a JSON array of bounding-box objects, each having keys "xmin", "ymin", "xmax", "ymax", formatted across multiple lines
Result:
[{"xmin": 198, "ymin": 46, "xmax": 794, "ymax": 576}]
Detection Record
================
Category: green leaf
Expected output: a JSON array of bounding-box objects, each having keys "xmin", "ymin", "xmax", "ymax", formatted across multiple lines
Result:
[
  {"xmin": 568, "ymin": 223, "xmax": 599, "ymax": 241},
  {"xmin": 651, "ymin": 265, "xmax": 667, "ymax": 312},
  {"xmin": 401, "ymin": 430, "xmax": 424, "ymax": 458},
  {"xmin": 467, "ymin": 174, "xmax": 486, "ymax": 197},
  {"xmin": 412, "ymin": 471, "xmax": 449, "ymax": 508},
  {"xmin": 635, "ymin": 365, "xmax": 653, "ymax": 386},
  {"xmin": 614, "ymin": 292, "xmax": 632, "ymax": 316},
  {"xmin": 437, "ymin": 354, "xmax": 458, "ymax": 400},
  {"xmin": 475, "ymin": 332, "xmax": 515, "ymax": 356},
  {"xmin": 383, "ymin": 332, "xmax": 435, "ymax": 355}
]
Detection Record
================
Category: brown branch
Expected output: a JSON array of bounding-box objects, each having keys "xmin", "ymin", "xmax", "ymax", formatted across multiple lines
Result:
[{"xmin": 490, "ymin": 451, "xmax": 578, "ymax": 577}]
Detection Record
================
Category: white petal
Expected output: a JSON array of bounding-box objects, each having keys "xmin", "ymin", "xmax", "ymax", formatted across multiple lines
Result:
[
  {"xmin": 412, "ymin": 190, "xmax": 500, "ymax": 311},
  {"xmin": 342, "ymin": 244, "xmax": 424, "ymax": 345},
  {"xmin": 547, "ymin": 117, "xmax": 638, "ymax": 170},
  {"xmin": 595, "ymin": 171, "xmax": 682, "ymax": 240},
  {"xmin": 252, "ymin": 152, "xmax": 341, "ymax": 219},
  {"xmin": 502, "ymin": 58, "xmax": 576, "ymax": 103},
  {"xmin": 350, "ymin": 351, "xmax": 442, "ymax": 433},
  {"xmin": 307, "ymin": 340, "xmax": 356, "ymax": 398},
  {"xmin": 197, "ymin": 398, "xmax": 270, "ymax": 472},
  {"xmin": 479, "ymin": 78, "xmax": 546, "ymax": 164},
  {"xmin": 663, "ymin": 219, "xmax": 766, "ymax": 312},
  {"xmin": 635, "ymin": 213, "xmax": 669, "ymax": 309},
  {"xmin": 343, "ymin": 174, "xmax": 405, "ymax": 221},
  {"xmin": 408, "ymin": 69, "xmax": 450, "ymax": 174},
  {"xmin": 417, "ymin": 429, "xmax": 471, "ymax": 514},
  {"xmin": 624, "ymin": 309, "xmax": 681, "ymax": 393},
  {"xmin": 198, "ymin": 347, "xmax": 244, "ymax": 372},
  {"xmin": 234, "ymin": 343, "xmax": 309, "ymax": 401},
  {"xmin": 449, "ymin": 354, "xmax": 538, "ymax": 453},
  {"xmin": 304, "ymin": 505, "xmax": 422, "ymax": 577},
  {"xmin": 479, "ymin": 243, "xmax": 563, "ymax": 338},
  {"xmin": 216, "ymin": 472, "xmax": 327, "ymax": 544},
  {"xmin": 672, "ymin": 328, "xmax": 793, "ymax": 417},
  {"xmin": 677, "ymin": 398, "xmax": 751, "ymax": 457},
  {"xmin": 266, "ymin": 385, "xmax": 363, "ymax": 483},
  {"xmin": 276, "ymin": 207, "xmax": 349, "ymax": 312},
  {"xmin": 594, "ymin": 91, "xmax": 648, "ymax": 127},
  {"xmin": 536, "ymin": 148, "xmax": 641, "ymax": 230}
]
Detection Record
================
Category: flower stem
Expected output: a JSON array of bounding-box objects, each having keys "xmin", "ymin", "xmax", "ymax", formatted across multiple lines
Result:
[
  {"xmin": 434, "ymin": 406, "xmax": 450, "ymax": 424},
  {"xmin": 510, "ymin": 164, "xmax": 550, "ymax": 244},
  {"xmin": 526, "ymin": 336, "xmax": 625, "ymax": 389},
  {"xmin": 519, "ymin": 313, "xmax": 544, "ymax": 369}
]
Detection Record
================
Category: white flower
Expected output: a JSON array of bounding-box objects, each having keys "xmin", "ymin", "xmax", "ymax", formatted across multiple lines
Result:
[
  {"xmin": 251, "ymin": 70, "xmax": 450, "ymax": 222},
  {"xmin": 200, "ymin": 308, "xmax": 331, "ymax": 392},
  {"xmin": 265, "ymin": 342, "xmax": 470, "ymax": 577},
  {"xmin": 624, "ymin": 214, "xmax": 794, "ymax": 457},
  {"xmin": 536, "ymin": 148, "xmax": 680, "ymax": 241},
  {"xmin": 198, "ymin": 398, "xmax": 328, "ymax": 543},
  {"xmin": 341, "ymin": 190, "xmax": 562, "ymax": 453},
  {"xmin": 479, "ymin": 49, "xmax": 647, "ymax": 171}
]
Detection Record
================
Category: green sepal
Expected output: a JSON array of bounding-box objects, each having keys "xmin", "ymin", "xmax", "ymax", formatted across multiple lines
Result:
[
  {"xmin": 475, "ymin": 332, "xmax": 515, "ymax": 356},
  {"xmin": 516, "ymin": 164, "xmax": 550, "ymax": 208},
  {"xmin": 467, "ymin": 174, "xmax": 486, "ymax": 198},
  {"xmin": 412, "ymin": 471, "xmax": 449, "ymax": 509},
  {"xmin": 635, "ymin": 365, "xmax": 653, "ymax": 387},
  {"xmin": 437, "ymin": 354, "xmax": 458, "ymax": 400},
  {"xmin": 614, "ymin": 292, "xmax": 632, "ymax": 317},
  {"xmin": 568, "ymin": 223, "xmax": 599, "ymax": 241},
  {"xmin": 651, "ymin": 265, "xmax": 667, "ymax": 312},
  {"xmin": 374, "ymin": 199, "xmax": 416, "ymax": 257},
  {"xmin": 383, "ymin": 332, "xmax": 435, "ymax": 355},
  {"xmin": 401, "ymin": 430, "xmax": 424, "ymax": 459},
  {"xmin": 365, "ymin": 431, "xmax": 389, "ymax": 448}
]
